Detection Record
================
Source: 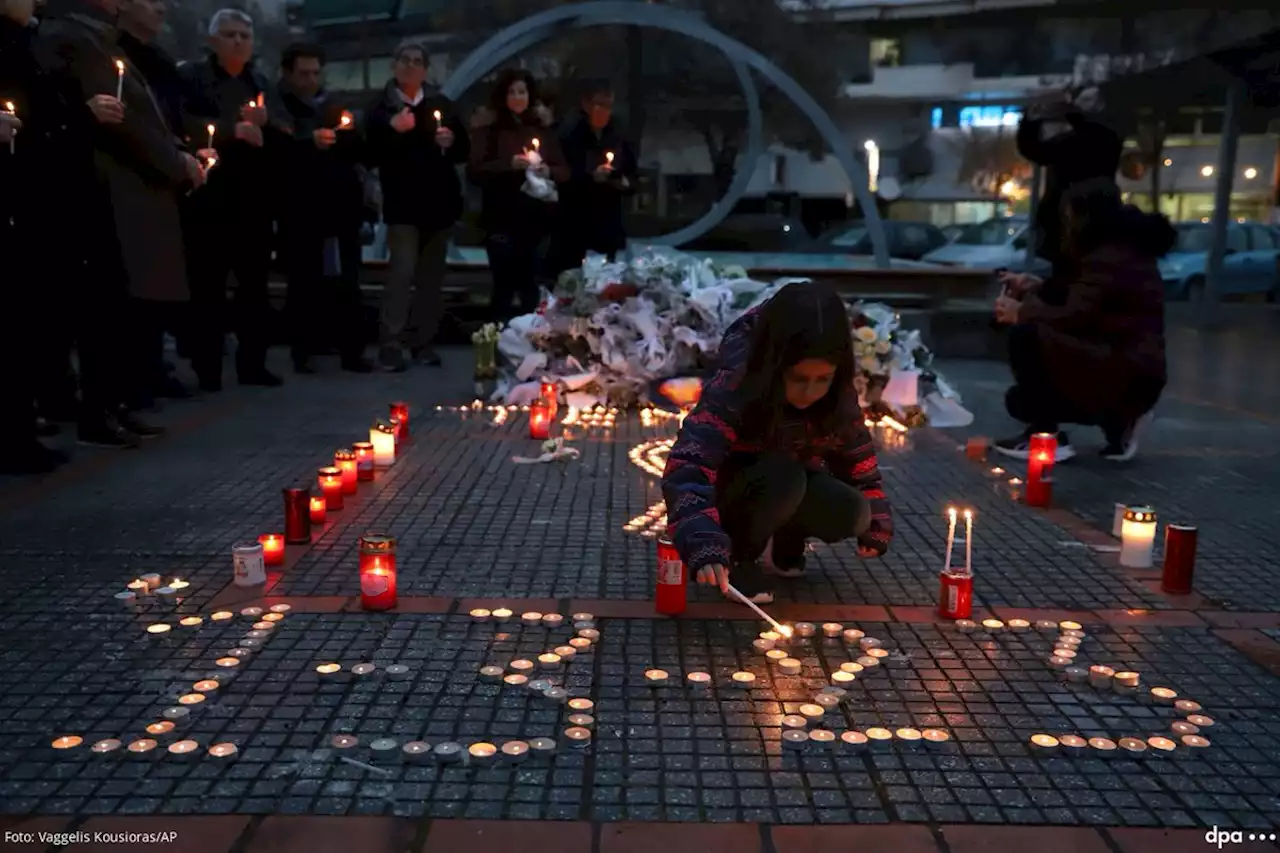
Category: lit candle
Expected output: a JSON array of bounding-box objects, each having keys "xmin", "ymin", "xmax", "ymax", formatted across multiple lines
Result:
[
  {"xmin": 564, "ymin": 726, "xmax": 591, "ymax": 749},
  {"xmin": 317, "ymin": 467, "xmax": 343, "ymax": 511},
  {"xmin": 338, "ymin": 110, "xmax": 353, "ymax": 129},
  {"xmin": 1170, "ymin": 720, "xmax": 1200, "ymax": 736},
  {"xmin": 831, "ymin": 671, "xmax": 857, "ymax": 687},
  {"xmin": 316, "ymin": 663, "xmax": 341, "ymax": 675},
  {"xmin": 529, "ymin": 737, "xmax": 556, "ymax": 756},
  {"xmin": 308, "ymin": 496, "xmax": 327, "ymax": 525},
  {"xmin": 492, "ymin": 607, "xmax": 513, "ymax": 621},
  {"xmin": 538, "ymin": 653, "xmax": 562, "ymax": 671},
  {"xmin": 127, "ymin": 738, "xmax": 158, "ymax": 757},
  {"xmin": 178, "ymin": 693, "xmax": 206, "ymax": 706},
  {"xmin": 605, "ymin": 150, "xmax": 614, "ymax": 167},
  {"xmin": 331, "ymin": 734, "xmax": 358, "ymax": 749},
  {"xmin": 842, "ymin": 628, "xmax": 864, "ymax": 644},
  {"xmin": 529, "ymin": 398, "xmax": 553, "ymax": 439},
  {"xmin": 334, "ymin": 449, "xmax": 358, "ymax": 494},
  {"xmin": 1047, "ymin": 655, "xmax": 1070, "ymax": 669},
  {"xmin": 370, "ymin": 421, "xmax": 396, "ymax": 467},
  {"xmin": 1180, "ymin": 734, "xmax": 1210, "ymax": 749},
  {"xmin": 1174, "ymin": 699, "xmax": 1202, "ymax": 714},
  {"xmin": 502, "ymin": 740, "xmax": 529, "ymax": 762},
  {"xmin": 981, "ymin": 619, "xmax": 1004, "ymax": 633},
  {"xmin": 215, "ymin": 657, "xmax": 240, "ymax": 668},
  {"xmin": 1025, "ymin": 432, "xmax": 1057, "ymax": 507},
  {"xmin": 567, "ymin": 713, "xmax": 594, "ymax": 729},
  {"xmin": 840, "ymin": 661, "xmax": 864, "ymax": 675},
  {"xmin": 840, "ymin": 730, "xmax": 869, "ymax": 751},
  {"xmin": 731, "ymin": 671, "xmax": 756, "ymax": 688},
  {"xmin": 776, "ymin": 658, "xmax": 801, "ymax": 676},
  {"xmin": 241, "ymin": 606, "xmax": 263, "ymax": 617},
  {"xmin": 808, "ymin": 729, "xmax": 836, "ymax": 747},
  {"xmin": 794, "ymin": 622, "xmax": 816, "ymax": 638},
  {"xmin": 765, "ymin": 649, "xmax": 788, "ymax": 663},
  {"xmin": 352, "ymin": 441, "xmax": 375, "ymax": 481},
  {"xmin": 865, "ymin": 727, "xmax": 893, "ymax": 746},
  {"xmin": 127, "ymin": 578, "xmax": 148, "ymax": 596},
  {"xmin": 782, "ymin": 729, "xmax": 809, "ymax": 750},
  {"xmin": 1185, "ymin": 714, "xmax": 1214, "ymax": 728},
  {"xmin": 179, "ymin": 616, "xmax": 202, "ymax": 628},
  {"xmin": 1111, "ymin": 671, "xmax": 1140, "ymax": 695},
  {"xmin": 859, "ymin": 637, "xmax": 882, "ymax": 650},
  {"xmin": 567, "ymin": 698, "xmax": 594, "ymax": 712},
  {"xmin": 1088, "ymin": 737, "xmax": 1117, "ymax": 756},
  {"xmin": 798, "ymin": 703, "xmax": 824, "ymax": 721},
  {"xmin": 503, "ymin": 674, "xmax": 527, "ymax": 687},
  {"xmin": 359, "ymin": 534, "xmax": 397, "ymax": 611},
  {"xmin": 577, "ymin": 628, "xmax": 600, "ymax": 642},
  {"xmin": 351, "ymin": 663, "xmax": 376, "ymax": 676},
  {"xmin": 1059, "ymin": 734, "xmax": 1088, "ymax": 754},
  {"xmin": 1146, "ymin": 736, "xmax": 1176, "ymax": 753},
  {"xmin": 432, "ymin": 109, "xmax": 442, "ymax": 128},
  {"xmin": 572, "ymin": 612, "xmax": 595, "ymax": 624},
  {"xmin": 751, "ymin": 639, "xmax": 775, "ymax": 654},
  {"xmin": 1150, "ymin": 687, "xmax": 1177, "ymax": 705},
  {"xmin": 1059, "ymin": 621, "xmax": 1082, "ymax": 631},
  {"xmin": 895, "ymin": 727, "xmax": 923, "ymax": 743},
  {"xmin": 258, "ymin": 534, "xmax": 285, "ymax": 567},
  {"xmin": 955, "ymin": 619, "xmax": 977, "ymax": 633},
  {"xmin": 510, "ymin": 659, "xmax": 535, "ymax": 674},
  {"xmin": 1029, "ymin": 733, "xmax": 1059, "ymax": 752},
  {"xmin": 922, "ymin": 729, "xmax": 950, "ymax": 744},
  {"xmin": 1120, "ymin": 506, "xmax": 1158, "ymax": 568},
  {"xmin": 206, "ymin": 123, "xmax": 215, "ymax": 151},
  {"xmin": 1007, "ymin": 618, "xmax": 1030, "ymax": 632},
  {"xmin": 1089, "ymin": 665, "xmax": 1115, "ymax": 689},
  {"xmin": 2, "ymin": 101, "xmax": 15, "ymax": 154},
  {"xmin": 1007, "ymin": 477, "xmax": 1023, "ymax": 500},
  {"xmin": 51, "ymin": 735, "xmax": 83, "ymax": 750},
  {"xmin": 856, "ymin": 655, "xmax": 879, "ymax": 668},
  {"xmin": 115, "ymin": 59, "xmax": 125, "ymax": 100},
  {"xmin": 168, "ymin": 739, "xmax": 199, "ymax": 758},
  {"xmin": 1053, "ymin": 649, "xmax": 1077, "ymax": 661},
  {"xmin": 470, "ymin": 608, "xmax": 491, "ymax": 621},
  {"xmin": 757, "ymin": 631, "xmax": 779, "ymax": 649},
  {"xmin": 542, "ymin": 613, "xmax": 564, "ymax": 628},
  {"xmin": 468, "ymin": 742, "xmax": 497, "ymax": 764},
  {"xmin": 554, "ymin": 645, "xmax": 576, "ymax": 660},
  {"xmin": 1035, "ymin": 620, "xmax": 1056, "ymax": 631},
  {"xmin": 140, "ymin": 572, "xmax": 162, "ymax": 590},
  {"xmin": 822, "ymin": 622, "xmax": 843, "ymax": 638},
  {"xmin": 568, "ymin": 637, "xmax": 591, "ymax": 651},
  {"xmin": 1118, "ymin": 736, "xmax": 1147, "ymax": 757},
  {"xmin": 1055, "ymin": 637, "xmax": 1081, "ymax": 649},
  {"xmin": 478, "ymin": 665, "xmax": 504, "ymax": 683},
  {"xmin": 521, "ymin": 611, "xmax": 543, "ymax": 625},
  {"xmin": 146, "ymin": 623, "xmax": 172, "ymax": 636}
]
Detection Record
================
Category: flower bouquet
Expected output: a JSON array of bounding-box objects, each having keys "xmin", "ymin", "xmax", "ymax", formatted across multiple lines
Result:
[{"xmin": 472, "ymin": 322, "xmax": 501, "ymax": 381}]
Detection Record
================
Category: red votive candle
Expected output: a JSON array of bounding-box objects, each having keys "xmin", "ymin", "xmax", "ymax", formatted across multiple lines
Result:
[
  {"xmin": 352, "ymin": 441, "xmax": 375, "ymax": 482},
  {"xmin": 259, "ymin": 534, "xmax": 285, "ymax": 567},
  {"xmin": 1025, "ymin": 432, "xmax": 1056, "ymax": 507},
  {"xmin": 529, "ymin": 398, "xmax": 552, "ymax": 440},
  {"xmin": 318, "ymin": 466, "xmax": 344, "ymax": 511},
  {"xmin": 1161, "ymin": 524, "xmax": 1198, "ymax": 594},
  {"xmin": 334, "ymin": 449, "xmax": 358, "ymax": 495},
  {"xmin": 283, "ymin": 487, "xmax": 311, "ymax": 545},
  {"xmin": 390, "ymin": 401, "xmax": 410, "ymax": 436},
  {"xmin": 359, "ymin": 533, "xmax": 397, "ymax": 611},
  {"xmin": 309, "ymin": 496, "xmax": 327, "ymax": 525},
  {"xmin": 539, "ymin": 379, "xmax": 558, "ymax": 414}
]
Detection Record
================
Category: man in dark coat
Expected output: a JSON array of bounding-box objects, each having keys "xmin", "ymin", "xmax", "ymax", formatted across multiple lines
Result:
[
  {"xmin": 548, "ymin": 79, "xmax": 637, "ymax": 277},
  {"xmin": 179, "ymin": 7, "xmax": 281, "ymax": 390},
  {"xmin": 1016, "ymin": 87, "xmax": 1121, "ymax": 268},
  {"xmin": 363, "ymin": 40, "xmax": 469, "ymax": 372},
  {"xmin": 268, "ymin": 42, "xmax": 371, "ymax": 374},
  {"xmin": 35, "ymin": 0, "xmax": 203, "ymax": 446}
]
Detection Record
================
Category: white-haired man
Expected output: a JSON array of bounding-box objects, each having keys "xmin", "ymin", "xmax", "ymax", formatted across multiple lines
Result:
[{"xmin": 178, "ymin": 7, "xmax": 282, "ymax": 391}]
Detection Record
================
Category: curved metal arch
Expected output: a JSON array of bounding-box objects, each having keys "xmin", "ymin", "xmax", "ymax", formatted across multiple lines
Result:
[
  {"xmin": 443, "ymin": 13, "xmax": 763, "ymax": 248},
  {"xmin": 442, "ymin": 1, "xmax": 888, "ymax": 265}
]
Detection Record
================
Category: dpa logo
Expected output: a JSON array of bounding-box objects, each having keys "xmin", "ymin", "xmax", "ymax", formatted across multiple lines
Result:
[{"xmin": 1204, "ymin": 827, "xmax": 1278, "ymax": 848}]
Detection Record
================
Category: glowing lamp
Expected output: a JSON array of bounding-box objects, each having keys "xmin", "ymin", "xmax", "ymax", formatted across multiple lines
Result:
[
  {"xmin": 1119, "ymin": 506, "xmax": 1157, "ymax": 568},
  {"xmin": 309, "ymin": 496, "xmax": 327, "ymax": 525},
  {"xmin": 370, "ymin": 421, "xmax": 396, "ymax": 467},
  {"xmin": 1025, "ymin": 432, "xmax": 1056, "ymax": 507},
  {"xmin": 359, "ymin": 534, "xmax": 397, "ymax": 611},
  {"xmin": 333, "ymin": 449, "xmax": 358, "ymax": 495},
  {"xmin": 529, "ymin": 398, "xmax": 552, "ymax": 440},
  {"xmin": 352, "ymin": 441, "xmax": 375, "ymax": 481},
  {"xmin": 317, "ymin": 466, "xmax": 344, "ymax": 511},
  {"xmin": 258, "ymin": 534, "xmax": 285, "ymax": 567}
]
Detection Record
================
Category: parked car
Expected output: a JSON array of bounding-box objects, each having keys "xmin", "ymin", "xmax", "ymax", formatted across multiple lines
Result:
[
  {"xmin": 682, "ymin": 213, "xmax": 816, "ymax": 253},
  {"xmin": 921, "ymin": 216, "xmax": 1049, "ymax": 274},
  {"xmin": 816, "ymin": 220, "xmax": 949, "ymax": 260},
  {"xmin": 940, "ymin": 224, "xmax": 966, "ymax": 244},
  {"xmin": 1159, "ymin": 222, "xmax": 1280, "ymax": 300}
]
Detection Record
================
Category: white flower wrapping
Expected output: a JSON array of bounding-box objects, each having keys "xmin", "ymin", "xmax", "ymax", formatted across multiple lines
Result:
[
  {"xmin": 490, "ymin": 249, "xmax": 970, "ymax": 425},
  {"xmin": 521, "ymin": 167, "xmax": 558, "ymax": 202}
]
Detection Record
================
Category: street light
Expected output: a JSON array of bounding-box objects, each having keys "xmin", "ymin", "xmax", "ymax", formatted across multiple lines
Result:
[
  {"xmin": 1243, "ymin": 167, "xmax": 1258, "ymax": 179},
  {"xmin": 1200, "ymin": 165, "xmax": 1214, "ymax": 177}
]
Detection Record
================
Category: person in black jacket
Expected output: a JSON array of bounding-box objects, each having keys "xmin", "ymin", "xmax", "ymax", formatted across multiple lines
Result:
[
  {"xmin": 364, "ymin": 40, "xmax": 469, "ymax": 372},
  {"xmin": 179, "ymin": 8, "xmax": 281, "ymax": 390},
  {"xmin": 268, "ymin": 43, "xmax": 371, "ymax": 374},
  {"xmin": 549, "ymin": 79, "xmax": 637, "ymax": 277}
]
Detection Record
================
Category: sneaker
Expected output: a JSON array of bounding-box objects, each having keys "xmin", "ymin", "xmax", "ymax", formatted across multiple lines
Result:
[
  {"xmin": 765, "ymin": 532, "xmax": 807, "ymax": 578},
  {"xmin": 1101, "ymin": 412, "xmax": 1153, "ymax": 462},
  {"xmin": 724, "ymin": 559, "xmax": 775, "ymax": 605},
  {"xmin": 77, "ymin": 417, "xmax": 142, "ymax": 449},
  {"xmin": 117, "ymin": 410, "xmax": 165, "ymax": 439},
  {"xmin": 992, "ymin": 430, "xmax": 1076, "ymax": 463}
]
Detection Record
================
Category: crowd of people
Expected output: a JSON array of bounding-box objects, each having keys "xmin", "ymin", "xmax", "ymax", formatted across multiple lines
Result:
[{"xmin": 0, "ymin": 0, "xmax": 638, "ymax": 475}]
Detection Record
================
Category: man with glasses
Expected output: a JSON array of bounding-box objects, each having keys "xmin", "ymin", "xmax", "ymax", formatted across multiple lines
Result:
[{"xmin": 364, "ymin": 40, "xmax": 469, "ymax": 371}]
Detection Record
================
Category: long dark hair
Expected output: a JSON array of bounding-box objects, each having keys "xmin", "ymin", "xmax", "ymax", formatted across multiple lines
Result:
[
  {"xmin": 1061, "ymin": 178, "xmax": 1176, "ymax": 259},
  {"xmin": 486, "ymin": 68, "xmax": 539, "ymax": 129},
  {"xmin": 740, "ymin": 282, "xmax": 857, "ymax": 444}
]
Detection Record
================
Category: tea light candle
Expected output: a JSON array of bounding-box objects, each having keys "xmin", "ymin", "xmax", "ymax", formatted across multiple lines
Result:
[
  {"xmin": 402, "ymin": 741, "xmax": 430, "ymax": 761},
  {"xmin": 1150, "ymin": 687, "xmax": 1177, "ymax": 704},
  {"xmin": 1062, "ymin": 628, "xmax": 1085, "ymax": 639},
  {"xmin": 261, "ymin": 612, "xmax": 283, "ymax": 622},
  {"xmin": 509, "ymin": 659, "xmax": 535, "ymax": 674},
  {"xmin": 146, "ymin": 721, "xmax": 176, "ymax": 737},
  {"xmin": 731, "ymin": 671, "xmax": 756, "ymax": 688},
  {"xmin": 351, "ymin": 663, "xmax": 376, "ymax": 676},
  {"xmin": 1186, "ymin": 714, "xmax": 1214, "ymax": 727},
  {"xmin": 752, "ymin": 639, "xmax": 774, "ymax": 654},
  {"xmin": 251, "ymin": 621, "xmax": 274, "ymax": 631},
  {"xmin": 1059, "ymin": 734, "xmax": 1088, "ymax": 755},
  {"xmin": 478, "ymin": 665, "xmax": 504, "ymax": 683},
  {"xmin": 859, "ymin": 637, "xmax": 881, "ymax": 650},
  {"xmin": 538, "ymin": 653, "xmax": 562, "ymax": 671},
  {"xmin": 193, "ymin": 680, "xmax": 219, "ymax": 693},
  {"xmin": 568, "ymin": 637, "xmax": 592, "ymax": 651},
  {"xmin": 686, "ymin": 672, "xmax": 711, "ymax": 687},
  {"xmin": 578, "ymin": 628, "xmax": 600, "ymax": 642},
  {"xmin": 51, "ymin": 735, "xmax": 83, "ymax": 750},
  {"xmin": 316, "ymin": 663, "xmax": 341, "ymax": 675},
  {"xmin": 822, "ymin": 623, "xmax": 843, "ymax": 638},
  {"xmin": 502, "ymin": 741, "xmax": 530, "ymax": 762},
  {"xmin": 542, "ymin": 613, "xmax": 564, "ymax": 628},
  {"xmin": 895, "ymin": 727, "xmax": 923, "ymax": 743},
  {"xmin": 241, "ymin": 607, "xmax": 263, "ymax": 617},
  {"xmin": 127, "ymin": 739, "xmax": 158, "ymax": 756},
  {"xmin": 470, "ymin": 608, "xmax": 491, "ymax": 622},
  {"xmin": 839, "ymin": 661, "xmax": 865, "ymax": 675},
  {"xmin": 521, "ymin": 611, "xmax": 543, "ymax": 625},
  {"xmin": 530, "ymin": 737, "xmax": 556, "ymax": 756},
  {"xmin": 1147, "ymin": 736, "xmax": 1176, "ymax": 754},
  {"xmin": 866, "ymin": 648, "xmax": 889, "ymax": 660},
  {"xmin": 782, "ymin": 729, "xmax": 809, "ymax": 750},
  {"xmin": 842, "ymin": 628, "xmax": 865, "ymax": 644},
  {"xmin": 92, "ymin": 738, "xmax": 122, "ymax": 754},
  {"xmin": 1030, "ymin": 734, "xmax": 1059, "ymax": 752},
  {"xmin": 1064, "ymin": 666, "xmax": 1089, "ymax": 684},
  {"xmin": 981, "ymin": 619, "xmax": 1005, "ymax": 633},
  {"xmin": 468, "ymin": 742, "xmax": 497, "ymax": 764},
  {"xmin": 1007, "ymin": 618, "xmax": 1031, "ymax": 632},
  {"xmin": 167, "ymin": 740, "xmax": 199, "ymax": 758},
  {"xmin": 386, "ymin": 664, "xmax": 410, "ymax": 681},
  {"xmin": 798, "ymin": 703, "xmax": 825, "ymax": 721},
  {"xmin": 564, "ymin": 726, "xmax": 592, "ymax": 749},
  {"xmin": 567, "ymin": 713, "xmax": 594, "ymax": 729},
  {"xmin": 1055, "ymin": 637, "xmax": 1081, "ymax": 649},
  {"xmin": 922, "ymin": 729, "xmax": 951, "ymax": 744},
  {"xmin": 1181, "ymin": 735, "xmax": 1210, "ymax": 749},
  {"xmin": 179, "ymin": 616, "xmax": 203, "ymax": 628},
  {"xmin": 572, "ymin": 612, "xmax": 595, "ymax": 624},
  {"xmin": 776, "ymin": 658, "xmax": 801, "ymax": 676},
  {"xmin": 856, "ymin": 655, "xmax": 879, "ymax": 668},
  {"xmin": 840, "ymin": 730, "xmax": 869, "ymax": 751},
  {"xmin": 527, "ymin": 679, "xmax": 552, "ymax": 694},
  {"xmin": 955, "ymin": 620, "xmax": 977, "ymax": 633},
  {"xmin": 1035, "ymin": 620, "xmax": 1057, "ymax": 631},
  {"xmin": 140, "ymin": 573, "xmax": 162, "ymax": 590},
  {"xmin": 644, "ymin": 668, "xmax": 670, "ymax": 687},
  {"xmin": 1171, "ymin": 720, "xmax": 1200, "ymax": 736},
  {"xmin": 808, "ymin": 729, "xmax": 836, "ymax": 747},
  {"xmin": 865, "ymin": 727, "xmax": 893, "ymax": 746},
  {"xmin": 227, "ymin": 648, "xmax": 252, "ymax": 659},
  {"xmin": 433, "ymin": 742, "xmax": 462, "ymax": 763},
  {"xmin": 127, "ymin": 578, "xmax": 148, "ymax": 597},
  {"xmin": 1049, "ymin": 653, "xmax": 1074, "ymax": 667},
  {"xmin": 544, "ymin": 687, "xmax": 568, "ymax": 703},
  {"xmin": 210, "ymin": 611, "xmax": 234, "ymax": 623},
  {"xmin": 567, "ymin": 698, "xmax": 594, "ymax": 712},
  {"xmin": 154, "ymin": 587, "xmax": 178, "ymax": 605},
  {"xmin": 794, "ymin": 622, "xmax": 816, "ymax": 638},
  {"xmin": 1118, "ymin": 737, "xmax": 1147, "ymax": 756},
  {"xmin": 1089, "ymin": 665, "xmax": 1115, "ymax": 688},
  {"xmin": 178, "ymin": 693, "xmax": 205, "ymax": 706},
  {"xmin": 765, "ymin": 649, "xmax": 788, "ymax": 663},
  {"xmin": 1089, "ymin": 737, "xmax": 1117, "ymax": 756},
  {"xmin": 504, "ymin": 674, "xmax": 528, "ymax": 687},
  {"xmin": 1059, "ymin": 620, "xmax": 1083, "ymax": 631},
  {"xmin": 492, "ymin": 608, "xmax": 513, "ymax": 622},
  {"xmin": 1114, "ymin": 671, "xmax": 1140, "ymax": 694},
  {"xmin": 831, "ymin": 671, "xmax": 857, "ymax": 687},
  {"xmin": 1174, "ymin": 699, "xmax": 1201, "ymax": 713},
  {"xmin": 215, "ymin": 657, "xmax": 240, "ymax": 668},
  {"xmin": 146, "ymin": 623, "xmax": 172, "ymax": 636}
]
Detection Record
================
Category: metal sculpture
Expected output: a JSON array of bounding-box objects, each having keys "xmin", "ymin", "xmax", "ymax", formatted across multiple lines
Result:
[{"xmin": 442, "ymin": 1, "xmax": 888, "ymax": 264}]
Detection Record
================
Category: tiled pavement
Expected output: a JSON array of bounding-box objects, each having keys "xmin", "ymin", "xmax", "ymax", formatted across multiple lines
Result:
[{"xmin": 2, "ymin": 343, "xmax": 1280, "ymax": 852}]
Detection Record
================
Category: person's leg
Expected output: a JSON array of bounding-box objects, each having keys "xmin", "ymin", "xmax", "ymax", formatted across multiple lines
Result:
[
  {"xmin": 1100, "ymin": 375, "xmax": 1165, "ymax": 461},
  {"xmin": 74, "ymin": 274, "xmax": 139, "ymax": 448},
  {"xmin": 378, "ymin": 224, "xmax": 420, "ymax": 371},
  {"xmin": 514, "ymin": 231, "xmax": 542, "ymax": 316},
  {"xmin": 336, "ymin": 228, "xmax": 371, "ymax": 371},
  {"xmin": 230, "ymin": 219, "xmax": 280, "ymax": 384},
  {"xmin": 769, "ymin": 473, "xmax": 871, "ymax": 577},
  {"xmin": 485, "ymin": 233, "xmax": 517, "ymax": 321},
  {"xmin": 184, "ymin": 209, "xmax": 231, "ymax": 391},
  {"xmin": 283, "ymin": 223, "xmax": 322, "ymax": 372},
  {"xmin": 995, "ymin": 323, "xmax": 1076, "ymax": 460},
  {"xmin": 406, "ymin": 226, "xmax": 450, "ymax": 366},
  {"xmin": 717, "ymin": 453, "xmax": 810, "ymax": 600}
]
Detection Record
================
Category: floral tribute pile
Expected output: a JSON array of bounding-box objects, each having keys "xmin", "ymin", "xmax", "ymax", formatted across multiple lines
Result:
[{"xmin": 491, "ymin": 250, "xmax": 970, "ymax": 427}]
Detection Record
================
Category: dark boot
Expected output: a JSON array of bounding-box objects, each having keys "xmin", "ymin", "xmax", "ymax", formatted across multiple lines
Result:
[{"xmin": 77, "ymin": 414, "xmax": 142, "ymax": 449}]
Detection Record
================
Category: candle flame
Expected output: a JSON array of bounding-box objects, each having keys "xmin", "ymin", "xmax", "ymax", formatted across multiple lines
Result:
[
  {"xmin": 339, "ymin": 112, "xmax": 353, "ymax": 127},
  {"xmin": 947, "ymin": 506, "xmax": 957, "ymax": 518},
  {"xmin": 778, "ymin": 625, "xmax": 794, "ymax": 638},
  {"xmin": 2, "ymin": 101, "xmax": 14, "ymax": 114},
  {"xmin": 605, "ymin": 151, "xmax": 614, "ymax": 164},
  {"xmin": 115, "ymin": 59, "xmax": 125, "ymax": 74},
  {"xmin": 207, "ymin": 123, "xmax": 215, "ymax": 134},
  {"xmin": 433, "ymin": 109, "xmax": 442, "ymax": 121},
  {"xmin": 963, "ymin": 509, "xmax": 973, "ymax": 520},
  {"xmin": 257, "ymin": 94, "xmax": 264, "ymax": 107},
  {"xmin": 531, "ymin": 137, "xmax": 540, "ymax": 150}
]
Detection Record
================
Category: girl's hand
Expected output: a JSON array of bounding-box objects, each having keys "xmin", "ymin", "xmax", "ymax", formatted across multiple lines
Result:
[{"xmin": 697, "ymin": 563, "xmax": 729, "ymax": 592}]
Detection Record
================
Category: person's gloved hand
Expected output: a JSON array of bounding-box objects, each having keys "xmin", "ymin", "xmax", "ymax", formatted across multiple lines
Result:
[{"xmin": 696, "ymin": 562, "xmax": 729, "ymax": 593}]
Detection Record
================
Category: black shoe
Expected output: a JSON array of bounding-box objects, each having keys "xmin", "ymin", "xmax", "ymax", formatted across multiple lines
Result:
[
  {"xmin": 1101, "ymin": 412, "xmax": 1152, "ymax": 462},
  {"xmin": 238, "ymin": 368, "xmax": 283, "ymax": 387},
  {"xmin": 117, "ymin": 410, "xmax": 165, "ymax": 439},
  {"xmin": 341, "ymin": 356, "xmax": 374, "ymax": 374},
  {"xmin": 724, "ymin": 559, "xmax": 774, "ymax": 605},
  {"xmin": 767, "ymin": 532, "xmax": 808, "ymax": 579},
  {"xmin": 992, "ymin": 430, "xmax": 1076, "ymax": 463},
  {"xmin": 379, "ymin": 347, "xmax": 408, "ymax": 373},
  {"xmin": 411, "ymin": 346, "xmax": 442, "ymax": 367},
  {"xmin": 77, "ymin": 417, "xmax": 142, "ymax": 449},
  {"xmin": 0, "ymin": 440, "xmax": 69, "ymax": 474},
  {"xmin": 293, "ymin": 357, "xmax": 317, "ymax": 375}
]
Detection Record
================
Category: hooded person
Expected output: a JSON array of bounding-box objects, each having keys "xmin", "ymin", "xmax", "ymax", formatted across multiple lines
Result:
[{"xmin": 993, "ymin": 178, "xmax": 1174, "ymax": 463}]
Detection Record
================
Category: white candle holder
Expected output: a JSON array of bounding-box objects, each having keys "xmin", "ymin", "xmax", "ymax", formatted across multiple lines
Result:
[{"xmin": 1119, "ymin": 506, "xmax": 1158, "ymax": 568}]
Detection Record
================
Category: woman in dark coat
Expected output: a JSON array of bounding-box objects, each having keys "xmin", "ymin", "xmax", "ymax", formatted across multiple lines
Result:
[
  {"xmin": 467, "ymin": 69, "xmax": 568, "ymax": 319},
  {"xmin": 993, "ymin": 179, "xmax": 1173, "ymax": 463}
]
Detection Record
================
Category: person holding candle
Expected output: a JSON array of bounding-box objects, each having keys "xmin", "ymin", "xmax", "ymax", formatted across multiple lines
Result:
[
  {"xmin": 268, "ymin": 42, "xmax": 373, "ymax": 375},
  {"xmin": 661, "ymin": 281, "xmax": 894, "ymax": 604},
  {"xmin": 467, "ymin": 69, "xmax": 568, "ymax": 321},
  {"xmin": 178, "ymin": 8, "xmax": 282, "ymax": 391},
  {"xmin": 364, "ymin": 40, "xmax": 470, "ymax": 372},
  {"xmin": 548, "ymin": 79, "xmax": 637, "ymax": 277},
  {"xmin": 992, "ymin": 179, "xmax": 1171, "ymax": 463}
]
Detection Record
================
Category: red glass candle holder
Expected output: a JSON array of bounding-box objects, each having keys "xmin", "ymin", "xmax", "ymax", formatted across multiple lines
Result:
[
  {"xmin": 390, "ymin": 401, "xmax": 410, "ymax": 436},
  {"xmin": 258, "ymin": 533, "xmax": 285, "ymax": 567},
  {"xmin": 334, "ymin": 449, "xmax": 358, "ymax": 495},
  {"xmin": 318, "ymin": 466, "xmax": 344, "ymax": 511},
  {"xmin": 352, "ymin": 441, "xmax": 375, "ymax": 482},
  {"xmin": 309, "ymin": 496, "xmax": 327, "ymax": 525},
  {"xmin": 1025, "ymin": 432, "xmax": 1056, "ymax": 507},
  {"xmin": 529, "ymin": 398, "xmax": 552, "ymax": 440},
  {"xmin": 1161, "ymin": 524, "xmax": 1197, "ymax": 594},
  {"xmin": 389, "ymin": 417, "xmax": 403, "ymax": 446},
  {"xmin": 359, "ymin": 533, "xmax": 397, "ymax": 611},
  {"xmin": 539, "ymin": 379, "xmax": 558, "ymax": 414},
  {"xmin": 283, "ymin": 487, "xmax": 311, "ymax": 545}
]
